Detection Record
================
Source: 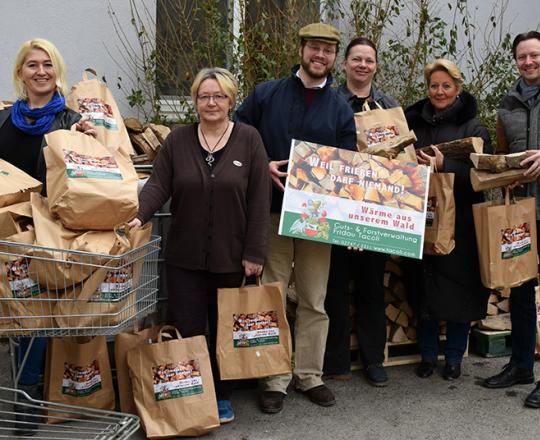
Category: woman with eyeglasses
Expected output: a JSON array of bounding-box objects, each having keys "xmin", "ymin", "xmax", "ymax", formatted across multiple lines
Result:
[{"xmin": 128, "ymin": 67, "xmax": 271, "ymax": 424}]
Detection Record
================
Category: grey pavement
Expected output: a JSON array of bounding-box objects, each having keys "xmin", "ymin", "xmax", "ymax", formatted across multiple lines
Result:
[
  {"xmin": 2, "ymin": 341, "xmax": 539, "ymax": 440},
  {"xmin": 193, "ymin": 355, "xmax": 540, "ymax": 440}
]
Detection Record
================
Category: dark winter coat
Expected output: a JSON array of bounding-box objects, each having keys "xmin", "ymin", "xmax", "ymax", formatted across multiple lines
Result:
[
  {"xmin": 235, "ymin": 66, "xmax": 356, "ymax": 212},
  {"xmin": 0, "ymin": 106, "xmax": 81, "ymax": 184},
  {"xmin": 404, "ymin": 91, "xmax": 492, "ymax": 322}
]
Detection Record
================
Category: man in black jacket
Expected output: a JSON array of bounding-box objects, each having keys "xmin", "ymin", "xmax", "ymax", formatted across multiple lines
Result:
[{"xmin": 236, "ymin": 22, "xmax": 356, "ymax": 414}]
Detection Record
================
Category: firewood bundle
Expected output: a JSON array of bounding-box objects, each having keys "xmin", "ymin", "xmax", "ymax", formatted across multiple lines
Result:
[
  {"xmin": 475, "ymin": 289, "xmax": 511, "ymax": 331},
  {"xmin": 470, "ymin": 152, "xmax": 535, "ymax": 191},
  {"xmin": 125, "ymin": 118, "xmax": 171, "ymax": 164}
]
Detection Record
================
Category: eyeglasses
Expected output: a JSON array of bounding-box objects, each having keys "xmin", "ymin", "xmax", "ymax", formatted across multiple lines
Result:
[
  {"xmin": 197, "ymin": 94, "xmax": 229, "ymax": 103},
  {"xmin": 305, "ymin": 43, "xmax": 336, "ymax": 56}
]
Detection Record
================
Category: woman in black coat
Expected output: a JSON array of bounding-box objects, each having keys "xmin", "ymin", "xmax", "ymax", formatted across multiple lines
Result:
[{"xmin": 404, "ymin": 58, "xmax": 491, "ymax": 380}]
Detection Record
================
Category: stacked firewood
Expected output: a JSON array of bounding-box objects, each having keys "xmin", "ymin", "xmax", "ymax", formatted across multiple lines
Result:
[
  {"xmin": 383, "ymin": 256, "xmax": 416, "ymax": 343},
  {"xmin": 125, "ymin": 117, "xmax": 171, "ymax": 164}
]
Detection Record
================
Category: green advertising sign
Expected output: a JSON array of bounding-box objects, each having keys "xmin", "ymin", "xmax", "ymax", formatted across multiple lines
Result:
[{"xmin": 279, "ymin": 140, "xmax": 430, "ymax": 259}]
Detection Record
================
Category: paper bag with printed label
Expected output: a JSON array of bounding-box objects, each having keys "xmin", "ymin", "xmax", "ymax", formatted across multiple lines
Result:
[
  {"xmin": 54, "ymin": 223, "xmax": 152, "ymax": 329},
  {"xmin": 423, "ymin": 172, "xmax": 455, "ymax": 255},
  {"xmin": 43, "ymin": 129, "xmax": 138, "ymax": 230},
  {"xmin": 30, "ymin": 193, "xmax": 118, "ymax": 289},
  {"xmin": 44, "ymin": 335, "xmax": 115, "ymax": 423},
  {"xmin": 216, "ymin": 279, "xmax": 292, "ymax": 380},
  {"xmin": 354, "ymin": 103, "xmax": 409, "ymax": 151},
  {"xmin": 0, "ymin": 230, "xmax": 59, "ymax": 332},
  {"xmin": 127, "ymin": 325, "xmax": 219, "ymax": 439},
  {"xmin": 0, "ymin": 159, "xmax": 42, "ymax": 208},
  {"xmin": 115, "ymin": 323, "xmax": 161, "ymax": 414},
  {"xmin": 473, "ymin": 194, "xmax": 538, "ymax": 289},
  {"xmin": 67, "ymin": 68, "xmax": 134, "ymax": 157}
]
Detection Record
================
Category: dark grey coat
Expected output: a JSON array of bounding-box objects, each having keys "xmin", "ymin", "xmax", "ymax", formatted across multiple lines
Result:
[{"xmin": 403, "ymin": 91, "xmax": 492, "ymax": 322}]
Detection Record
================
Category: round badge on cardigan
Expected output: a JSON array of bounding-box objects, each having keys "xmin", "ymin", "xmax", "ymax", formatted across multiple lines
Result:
[{"xmin": 233, "ymin": 160, "xmax": 243, "ymax": 167}]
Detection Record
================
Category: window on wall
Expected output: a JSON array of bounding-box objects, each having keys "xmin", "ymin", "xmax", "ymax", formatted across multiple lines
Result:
[{"xmin": 155, "ymin": 0, "xmax": 321, "ymax": 98}]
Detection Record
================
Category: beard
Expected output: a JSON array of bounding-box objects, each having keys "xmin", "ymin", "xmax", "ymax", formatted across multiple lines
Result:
[{"xmin": 300, "ymin": 56, "xmax": 334, "ymax": 80}]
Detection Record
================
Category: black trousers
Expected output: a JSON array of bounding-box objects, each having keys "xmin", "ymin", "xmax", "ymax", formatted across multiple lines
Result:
[
  {"xmin": 166, "ymin": 264, "xmax": 243, "ymax": 400},
  {"xmin": 323, "ymin": 246, "xmax": 387, "ymax": 374}
]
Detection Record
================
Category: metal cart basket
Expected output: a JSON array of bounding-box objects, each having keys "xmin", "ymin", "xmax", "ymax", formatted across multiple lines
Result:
[
  {"xmin": 0, "ymin": 234, "xmax": 161, "ymax": 337},
  {"xmin": 0, "ymin": 386, "xmax": 139, "ymax": 439}
]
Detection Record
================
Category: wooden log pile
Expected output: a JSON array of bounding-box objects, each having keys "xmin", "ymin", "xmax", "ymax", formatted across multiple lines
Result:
[
  {"xmin": 383, "ymin": 256, "xmax": 416, "ymax": 343},
  {"xmin": 125, "ymin": 117, "xmax": 171, "ymax": 164}
]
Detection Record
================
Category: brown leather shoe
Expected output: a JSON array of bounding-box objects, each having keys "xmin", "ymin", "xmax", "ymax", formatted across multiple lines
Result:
[
  {"xmin": 258, "ymin": 391, "xmax": 286, "ymax": 414},
  {"xmin": 303, "ymin": 385, "xmax": 336, "ymax": 407}
]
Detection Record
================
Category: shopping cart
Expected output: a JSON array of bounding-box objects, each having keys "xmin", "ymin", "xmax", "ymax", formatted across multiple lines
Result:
[
  {"xmin": 0, "ymin": 386, "xmax": 139, "ymax": 439},
  {"xmin": 0, "ymin": 234, "xmax": 160, "ymax": 438}
]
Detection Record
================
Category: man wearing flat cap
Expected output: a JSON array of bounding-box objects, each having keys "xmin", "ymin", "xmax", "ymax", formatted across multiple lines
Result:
[{"xmin": 236, "ymin": 22, "xmax": 356, "ymax": 414}]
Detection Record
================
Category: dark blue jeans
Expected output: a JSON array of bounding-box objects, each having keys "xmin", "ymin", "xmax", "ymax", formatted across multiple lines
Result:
[
  {"xmin": 18, "ymin": 337, "xmax": 47, "ymax": 386},
  {"xmin": 417, "ymin": 319, "xmax": 470, "ymax": 364}
]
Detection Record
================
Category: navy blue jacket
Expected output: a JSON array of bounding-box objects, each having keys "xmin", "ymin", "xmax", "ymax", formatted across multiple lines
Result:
[{"xmin": 235, "ymin": 66, "xmax": 356, "ymax": 212}]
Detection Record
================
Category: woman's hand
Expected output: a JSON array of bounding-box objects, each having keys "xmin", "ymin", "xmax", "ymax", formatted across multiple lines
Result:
[
  {"xmin": 521, "ymin": 150, "xmax": 540, "ymax": 178},
  {"xmin": 268, "ymin": 160, "xmax": 289, "ymax": 191},
  {"xmin": 242, "ymin": 259, "xmax": 263, "ymax": 277},
  {"xmin": 127, "ymin": 218, "xmax": 142, "ymax": 230},
  {"xmin": 417, "ymin": 145, "xmax": 444, "ymax": 170},
  {"xmin": 76, "ymin": 117, "xmax": 97, "ymax": 138}
]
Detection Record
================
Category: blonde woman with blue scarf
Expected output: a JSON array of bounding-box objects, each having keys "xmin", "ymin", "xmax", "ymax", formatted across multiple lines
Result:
[{"xmin": 0, "ymin": 38, "xmax": 95, "ymax": 435}]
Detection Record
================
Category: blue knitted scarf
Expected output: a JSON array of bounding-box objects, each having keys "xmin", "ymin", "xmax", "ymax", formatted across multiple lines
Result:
[{"xmin": 10, "ymin": 93, "xmax": 66, "ymax": 136}]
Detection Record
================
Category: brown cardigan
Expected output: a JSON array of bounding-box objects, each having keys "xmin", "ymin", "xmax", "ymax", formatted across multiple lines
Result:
[{"xmin": 137, "ymin": 122, "xmax": 271, "ymax": 273}]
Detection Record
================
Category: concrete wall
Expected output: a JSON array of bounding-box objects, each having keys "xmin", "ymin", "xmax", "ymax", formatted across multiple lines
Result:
[{"xmin": 0, "ymin": 0, "xmax": 156, "ymax": 117}]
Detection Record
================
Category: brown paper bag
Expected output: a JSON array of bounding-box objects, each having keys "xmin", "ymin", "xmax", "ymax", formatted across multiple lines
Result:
[
  {"xmin": 114, "ymin": 323, "xmax": 161, "ymax": 414},
  {"xmin": 354, "ymin": 102, "xmax": 409, "ymax": 151},
  {"xmin": 66, "ymin": 68, "xmax": 134, "ymax": 156},
  {"xmin": 127, "ymin": 325, "xmax": 219, "ymax": 438},
  {"xmin": 0, "ymin": 159, "xmax": 42, "ymax": 208},
  {"xmin": 44, "ymin": 335, "xmax": 115, "ymax": 422},
  {"xmin": 53, "ymin": 223, "xmax": 152, "ymax": 329},
  {"xmin": 0, "ymin": 230, "xmax": 58, "ymax": 332},
  {"xmin": 473, "ymin": 193, "xmax": 538, "ymax": 289},
  {"xmin": 424, "ymin": 172, "xmax": 455, "ymax": 255},
  {"xmin": 30, "ymin": 193, "xmax": 117, "ymax": 288},
  {"xmin": 43, "ymin": 129, "xmax": 138, "ymax": 230},
  {"xmin": 216, "ymin": 279, "xmax": 292, "ymax": 380}
]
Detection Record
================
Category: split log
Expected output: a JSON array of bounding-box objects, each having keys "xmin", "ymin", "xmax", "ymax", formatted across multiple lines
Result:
[
  {"xmin": 418, "ymin": 136, "xmax": 484, "ymax": 161},
  {"xmin": 385, "ymin": 303, "xmax": 400, "ymax": 322},
  {"xmin": 148, "ymin": 123, "xmax": 171, "ymax": 144},
  {"xmin": 365, "ymin": 131, "xmax": 417, "ymax": 159},
  {"xmin": 389, "ymin": 325, "xmax": 409, "ymax": 343},
  {"xmin": 470, "ymin": 152, "xmax": 528, "ymax": 173},
  {"xmin": 487, "ymin": 303, "xmax": 499, "ymax": 316},
  {"xmin": 395, "ymin": 310, "xmax": 409, "ymax": 328},
  {"xmin": 405, "ymin": 327, "xmax": 417, "ymax": 341},
  {"xmin": 131, "ymin": 153, "xmax": 150, "ymax": 164},
  {"xmin": 124, "ymin": 117, "xmax": 144, "ymax": 133},
  {"xmin": 497, "ymin": 299, "xmax": 510, "ymax": 313},
  {"xmin": 470, "ymin": 168, "xmax": 536, "ymax": 191}
]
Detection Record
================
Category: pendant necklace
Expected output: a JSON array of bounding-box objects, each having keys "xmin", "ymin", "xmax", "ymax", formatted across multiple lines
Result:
[{"xmin": 200, "ymin": 122, "xmax": 230, "ymax": 167}]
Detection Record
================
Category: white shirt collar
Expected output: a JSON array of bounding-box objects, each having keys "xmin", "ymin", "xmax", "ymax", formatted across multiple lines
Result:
[{"xmin": 296, "ymin": 69, "xmax": 327, "ymax": 89}]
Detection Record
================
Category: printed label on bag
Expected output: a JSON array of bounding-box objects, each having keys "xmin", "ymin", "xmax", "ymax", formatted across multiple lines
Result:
[
  {"xmin": 501, "ymin": 223, "xmax": 531, "ymax": 259},
  {"xmin": 4, "ymin": 258, "xmax": 42, "ymax": 298},
  {"xmin": 63, "ymin": 149, "xmax": 122, "ymax": 180},
  {"xmin": 152, "ymin": 360, "xmax": 203, "ymax": 401},
  {"xmin": 233, "ymin": 311, "xmax": 279, "ymax": 348},
  {"xmin": 426, "ymin": 196, "xmax": 436, "ymax": 227},
  {"xmin": 62, "ymin": 360, "xmax": 102, "ymax": 396},
  {"xmin": 77, "ymin": 98, "xmax": 118, "ymax": 130},
  {"xmin": 364, "ymin": 125, "xmax": 399, "ymax": 148},
  {"xmin": 92, "ymin": 263, "xmax": 134, "ymax": 301}
]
